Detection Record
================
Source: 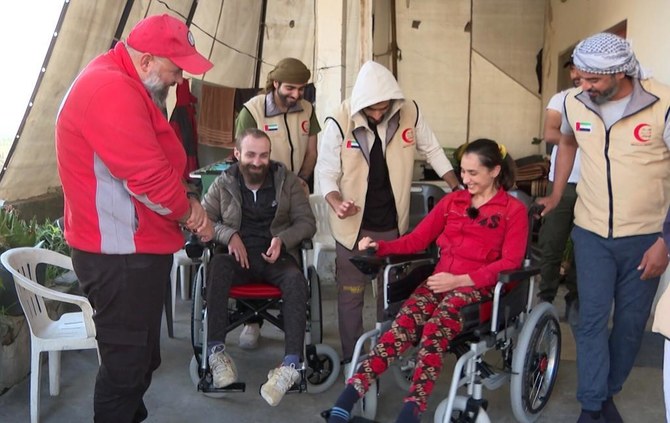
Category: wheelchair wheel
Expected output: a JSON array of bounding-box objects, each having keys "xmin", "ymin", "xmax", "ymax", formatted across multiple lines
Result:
[
  {"xmin": 308, "ymin": 265, "xmax": 323, "ymax": 345},
  {"xmin": 189, "ymin": 355, "xmax": 227, "ymax": 398},
  {"xmin": 354, "ymin": 379, "xmax": 378, "ymax": 420},
  {"xmin": 433, "ymin": 396, "xmax": 491, "ymax": 423},
  {"xmin": 391, "ymin": 344, "xmax": 419, "ymax": 391},
  {"xmin": 306, "ymin": 343, "xmax": 340, "ymax": 394},
  {"xmin": 510, "ymin": 301, "xmax": 561, "ymax": 423}
]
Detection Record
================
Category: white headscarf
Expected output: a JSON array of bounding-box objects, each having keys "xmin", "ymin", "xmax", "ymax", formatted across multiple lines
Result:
[{"xmin": 572, "ymin": 33, "xmax": 648, "ymax": 79}]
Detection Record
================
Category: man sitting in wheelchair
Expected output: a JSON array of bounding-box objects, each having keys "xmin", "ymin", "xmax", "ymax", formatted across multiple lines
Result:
[
  {"xmin": 197, "ymin": 128, "xmax": 316, "ymax": 406},
  {"xmin": 326, "ymin": 139, "xmax": 528, "ymax": 423}
]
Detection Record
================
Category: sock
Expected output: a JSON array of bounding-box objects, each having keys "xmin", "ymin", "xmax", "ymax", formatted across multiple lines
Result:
[
  {"xmin": 582, "ymin": 409, "xmax": 601, "ymax": 419},
  {"xmin": 396, "ymin": 401, "xmax": 421, "ymax": 423},
  {"xmin": 282, "ymin": 354, "xmax": 300, "ymax": 367},
  {"xmin": 328, "ymin": 384, "xmax": 359, "ymax": 423}
]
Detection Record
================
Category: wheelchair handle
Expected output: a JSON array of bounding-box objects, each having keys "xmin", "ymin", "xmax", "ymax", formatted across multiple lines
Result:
[{"xmin": 184, "ymin": 232, "xmax": 205, "ymax": 259}]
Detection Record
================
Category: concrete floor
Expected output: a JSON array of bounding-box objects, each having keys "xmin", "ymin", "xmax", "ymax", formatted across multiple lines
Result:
[{"xmin": 0, "ymin": 282, "xmax": 665, "ymax": 423}]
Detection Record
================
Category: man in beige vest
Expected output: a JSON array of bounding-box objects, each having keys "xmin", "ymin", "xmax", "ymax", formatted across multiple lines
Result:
[
  {"xmin": 316, "ymin": 60, "xmax": 460, "ymax": 365},
  {"xmin": 538, "ymin": 33, "xmax": 670, "ymax": 423},
  {"xmin": 234, "ymin": 58, "xmax": 320, "ymax": 348},
  {"xmin": 235, "ymin": 57, "xmax": 319, "ymax": 189}
]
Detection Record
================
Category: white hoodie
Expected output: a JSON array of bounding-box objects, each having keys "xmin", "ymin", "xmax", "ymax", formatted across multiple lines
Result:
[{"xmin": 317, "ymin": 60, "xmax": 452, "ymax": 197}]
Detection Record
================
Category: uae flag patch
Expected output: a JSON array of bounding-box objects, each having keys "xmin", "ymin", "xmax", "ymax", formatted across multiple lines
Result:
[
  {"xmin": 576, "ymin": 121, "xmax": 592, "ymax": 132},
  {"xmin": 346, "ymin": 139, "xmax": 361, "ymax": 149},
  {"xmin": 264, "ymin": 123, "xmax": 279, "ymax": 131}
]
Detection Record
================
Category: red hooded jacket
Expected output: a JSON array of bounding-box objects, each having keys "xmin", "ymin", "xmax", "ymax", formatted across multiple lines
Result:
[
  {"xmin": 56, "ymin": 43, "xmax": 189, "ymax": 254},
  {"xmin": 377, "ymin": 189, "xmax": 528, "ymax": 288}
]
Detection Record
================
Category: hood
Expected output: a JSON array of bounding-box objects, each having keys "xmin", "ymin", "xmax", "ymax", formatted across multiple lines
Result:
[{"xmin": 350, "ymin": 61, "xmax": 405, "ymax": 117}]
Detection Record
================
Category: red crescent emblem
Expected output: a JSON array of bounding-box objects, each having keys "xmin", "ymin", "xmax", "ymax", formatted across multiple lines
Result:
[
  {"xmin": 402, "ymin": 128, "xmax": 414, "ymax": 144},
  {"xmin": 301, "ymin": 120, "xmax": 309, "ymax": 134},
  {"xmin": 633, "ymin": 123, "xmax": 652, "ymax": 142}
]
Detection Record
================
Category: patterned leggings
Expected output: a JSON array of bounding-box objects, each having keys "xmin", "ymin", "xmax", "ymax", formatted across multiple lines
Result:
[{"xmin": 348, "ymin": 282, "xmax": 492, "ymax": 412}]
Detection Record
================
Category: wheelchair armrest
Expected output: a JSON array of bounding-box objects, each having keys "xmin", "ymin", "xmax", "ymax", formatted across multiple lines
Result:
[
  {"xmin": 349, "ymin": 252, "xmax": 434, "ymax": 276},
  {"xmin": 498, "ymin": 265, "xmax": 540, "ymax": 283},
  {"xmin": 383, "ymin": 252, "xmax": 433, "ymax": 265},
  {"xmin": 349, "ymin": 255, "xmax": 384, "ymax": 276}
]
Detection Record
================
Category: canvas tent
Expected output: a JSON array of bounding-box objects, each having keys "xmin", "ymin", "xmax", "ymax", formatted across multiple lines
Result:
[{"xmin": 0, "ymin": 0, "xmax": 547, "ymax": 203}]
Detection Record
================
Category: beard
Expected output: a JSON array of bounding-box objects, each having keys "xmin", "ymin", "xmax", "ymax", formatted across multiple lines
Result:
[
  {"xmin": 239, "ymin": 162, "xmax": 269, "ymax": 185},
  {"xmin": 142, "ymin": 69, "xmax": 170, "ymax": 110},
  {"xmin": 276, "ymin": 89, "xmax": 298, "ymax": 109},
  {"xmin": 589, "ymin": 81, "xmax": 618, "ymax": 105}
]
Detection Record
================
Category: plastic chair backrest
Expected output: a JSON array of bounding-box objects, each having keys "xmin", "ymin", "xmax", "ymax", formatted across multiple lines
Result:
[
  {"xmin": 0, "ymin": 247, "xmax": 96, "ymax": 339},
  {"xmin": 309, "ymin": 194, "xmax": 334, "ymax": 243}
]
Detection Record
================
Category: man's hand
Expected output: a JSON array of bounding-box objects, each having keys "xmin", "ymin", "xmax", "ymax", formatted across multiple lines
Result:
[
  {"xmin": 228, "ymin": 233, "xmax": 249, "ymax": 269},
  {"xmin": 535, "ymin": 195, "xmax": 561, "ymax": 217},
  {"xmin": 297, "ymin": 177, "xmax": 310, "ymax": 197},
  {"xmin": 197, "ymin": 219, "xmax": 214, "ymax": 243},
  {"xmin": 335, "ymin": 200, "xmax": 360, "ymax": 219},
  {"xmin": 425, "ymin": 272, "xmax": 473, "ymax": 293},
  {"xmin": 262, "ymin": 237, "xmax": 283, "ymax": 263},
  {"xmin": 185, "ymin": 199, "xmax": 208, "ymax": 233},
  {"xmin": 358, "ymin": 236, "xmax": 378, "ymax": 251},
  {"xmin": 638, "ymin": 237, "xmax": 670, "ymax": 280}
]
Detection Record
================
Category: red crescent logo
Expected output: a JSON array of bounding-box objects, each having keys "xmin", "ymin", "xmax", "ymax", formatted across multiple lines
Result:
[
  {"xmin": 301, "ymin": 120, "xmax": 309, "ymax": 134},
  {"xmin": 402, "ymin": 128, "xmax": 414, "ymax": 144},
  {"xmin": 633, "ymin": 123, "xmax": 652, "ymax": 142}
]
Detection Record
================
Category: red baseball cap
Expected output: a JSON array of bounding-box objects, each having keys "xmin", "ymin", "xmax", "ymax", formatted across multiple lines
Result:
[{"xmin": 127, "ymin": 14, "xmax": 213, "ymax": 75}]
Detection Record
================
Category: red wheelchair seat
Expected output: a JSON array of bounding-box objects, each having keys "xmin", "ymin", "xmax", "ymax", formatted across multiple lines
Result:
[{"xmin": 229, "ymin": 283, "xmax": 282, "ymax": 299}]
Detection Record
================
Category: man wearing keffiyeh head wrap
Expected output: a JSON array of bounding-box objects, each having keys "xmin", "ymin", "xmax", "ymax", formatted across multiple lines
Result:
[
  {"xmin": 538, "ymin": 32, "xmax": 670, "ymax": 423},
  {"xmin": 572, "ymin": 32, "xmax": 644, "ymax": 79}
]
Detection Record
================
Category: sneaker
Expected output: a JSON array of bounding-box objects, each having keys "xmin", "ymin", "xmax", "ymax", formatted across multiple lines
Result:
[
  {"xmin": 239, "ymin": 323, "xmax": 261, "ymax": 349},
  {"xmin": 601, "ymin": 397, "xmax": 623, "ymax": 423},
  {"xmin": 260, "ymin": 364, "xmax": 300, "ymax": 406},
  {"xmin": 208, "ymin": 345, "xmax": 237, "ymax": 388}
]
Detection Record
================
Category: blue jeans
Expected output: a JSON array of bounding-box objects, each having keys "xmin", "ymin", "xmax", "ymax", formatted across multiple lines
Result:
[{"xmin": 572, "ymin": 226, "xmax": 660, "ymax": 411}]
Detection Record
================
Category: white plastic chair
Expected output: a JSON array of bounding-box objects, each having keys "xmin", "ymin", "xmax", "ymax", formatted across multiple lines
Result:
[
  {"xmin": 308, "ymin": 194, "xmax": 336, "ymax": 271},
  {"xmin": 170, "ymin": 249, "xmax": 194, "ymax": 315},
  {"xmin": 0, "ymin": 247, "xmax": 99, "ymax": 423}
]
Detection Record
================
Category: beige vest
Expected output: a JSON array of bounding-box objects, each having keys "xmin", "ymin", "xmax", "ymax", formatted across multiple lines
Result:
[
  {"xmin": 327, "ymin": 100, "xmax": 418, "ymax": 249},
  {"xmin": 244, "ymin": 94, "xmax": 313, "ymax": 173},
  {"xmin": 566, "ymin": 79, "xmax": 670, "ymax": 238}
]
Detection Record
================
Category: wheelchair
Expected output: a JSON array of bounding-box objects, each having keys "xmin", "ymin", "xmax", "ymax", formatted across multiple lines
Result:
[
  {"xmin": 186, "ymin": 237, "xmax": 341, "ymax": 397},
  {"xmin": 344, "ymin": 199, "xmax": 561, "ymax": 423}
]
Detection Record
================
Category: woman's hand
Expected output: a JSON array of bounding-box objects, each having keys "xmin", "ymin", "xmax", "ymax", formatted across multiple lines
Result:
[
  {"xmin": 425, "ymin": 272, "xmax": 474, "ymax": 293},
  {"xmin": 358, "ymin": 236, "xmax": 378, "ymax": 251}
]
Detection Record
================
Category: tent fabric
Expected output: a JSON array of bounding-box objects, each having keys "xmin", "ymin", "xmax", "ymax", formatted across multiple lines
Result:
[{"xmin": 0, "ymin": 0, "xmax": 546, "ymax": 203}]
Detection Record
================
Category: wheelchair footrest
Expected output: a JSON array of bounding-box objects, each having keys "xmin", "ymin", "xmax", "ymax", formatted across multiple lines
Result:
[
  {"xmin": 320, "ymin": 409, "xmax": 379, "ymax": 422},
  {"xmin": 199, "ymin": 381, "xmax": 246, "ymax": 393}
]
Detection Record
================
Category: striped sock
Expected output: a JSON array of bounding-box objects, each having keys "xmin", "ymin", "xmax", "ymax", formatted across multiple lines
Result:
[{"xmin": 328, "ymin": 384, "xmax": 359, "ymax": 422}]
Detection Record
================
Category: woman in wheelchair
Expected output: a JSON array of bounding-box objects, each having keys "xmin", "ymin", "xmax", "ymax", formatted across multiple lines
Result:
[{"xmin": 326, "ymin": 139, "xmax": 528, "ymax": 423}]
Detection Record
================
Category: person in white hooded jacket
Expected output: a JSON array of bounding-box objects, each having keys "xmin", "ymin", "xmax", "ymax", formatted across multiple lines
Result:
[{"xmin": 316, "ymin": 60, "xmax": 460, "ymax": 365}]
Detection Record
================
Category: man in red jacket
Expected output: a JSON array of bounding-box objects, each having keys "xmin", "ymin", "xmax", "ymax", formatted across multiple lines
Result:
[{"xmin": 56, "ymin": 14, "xmax": 213, "ymax": 422}]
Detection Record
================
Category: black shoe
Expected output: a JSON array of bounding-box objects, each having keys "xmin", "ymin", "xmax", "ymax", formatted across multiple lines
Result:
[
  {"xmin": 577, "ymin": 410, "xmax": 605, "ymax": 423},
  {"xmin": 601, "ymin": 397, "xmax": 623, "ymax": 423}
]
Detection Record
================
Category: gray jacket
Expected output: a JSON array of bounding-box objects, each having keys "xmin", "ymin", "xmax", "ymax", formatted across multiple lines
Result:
[{"xmin": 201, "ymin": 161, "xmax": 316, "ymax": 261}]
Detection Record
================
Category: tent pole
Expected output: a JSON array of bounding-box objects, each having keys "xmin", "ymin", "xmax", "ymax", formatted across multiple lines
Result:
[
  {"xmin": 185, "ymin": 0, "xmax": 199, "ymax": 25},
  {"xmin": 390, "ymin": 0, "xmax": 398, "ymax": 78},
  {"xmin": 253, "ymin": 0, "xmax": 269, "ymax": 90},
  {"xmin": 111, "ymin": 0, "xmax": 136, "ymax": 48}
]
